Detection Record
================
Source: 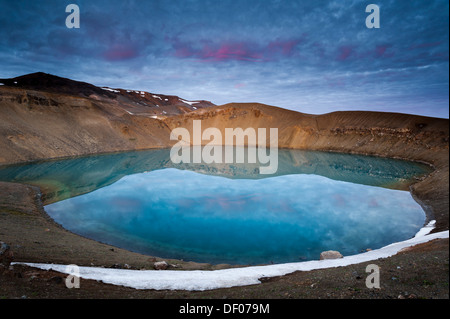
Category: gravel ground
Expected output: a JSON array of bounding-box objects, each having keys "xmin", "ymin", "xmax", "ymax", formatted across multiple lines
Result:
[{"xmin": 1, "ymin": 238, "xmax": 448, "ymax": 300}]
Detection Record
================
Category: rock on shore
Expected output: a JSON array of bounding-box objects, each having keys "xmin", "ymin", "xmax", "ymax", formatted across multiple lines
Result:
[{"xmin": 320, "ymin": 250, "xmax": 343, "ymax": 260}]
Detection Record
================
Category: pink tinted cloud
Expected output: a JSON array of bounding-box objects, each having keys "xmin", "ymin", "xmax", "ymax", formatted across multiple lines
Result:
[
  {"xmin": 375, "ymin": 45, "xmax": 387, "ymax": 57},
  {"xmin": 267, "ymin": 39, "xmax": 301, "ymax": 56},
  {"xmin": 172, "ymin": 38, "xmax": 301, "ymax": 62},
  {"xmin": 173, "ymin": 40, "xmax": 259, "ymax": 61},
  {"xmin": 336, "ymin": 45, "xmax": 354, "ymax": 61},
  {"xmin": 374, "ymin": 44, "xmax": 394, "ymax": 58},
  {"xmin": 408, "ymin": 41, "xmax": 442, "ymax": 50},
  {"xmin": 174, "ymin": 46, "xmax": 194, "ymax": 58},
  {"xmin": 201, "ymin": 43, "xmax": 262, "ymax": 62},
  {"xmin": 103, "ymin": 44, "xmax": 138, "ymax": 61}
]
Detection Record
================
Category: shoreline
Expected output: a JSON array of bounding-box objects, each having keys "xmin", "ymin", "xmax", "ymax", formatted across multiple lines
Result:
[
  {"xmin": 13, "ymin": 227, "xmax": 448, "ymax": 291},
  {"xmin": 0, "ymin": 160, "xmax": 444, "ymax": 270},
  {"xmin": 0, "ymin": 146, "xmax": 442, "ymax": 268},
  {"xmin": 0, "ymin": 142, "xmax": 447, "ymax": 269}
]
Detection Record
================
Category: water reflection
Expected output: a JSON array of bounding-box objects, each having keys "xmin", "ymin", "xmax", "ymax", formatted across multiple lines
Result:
[
  {"xmin": 44, "ymin": 168, "xmax": 426, "ymax": 265},
  {"xmin": 0, "ymin": 147, "xmax": 431, "ymax": 205}
]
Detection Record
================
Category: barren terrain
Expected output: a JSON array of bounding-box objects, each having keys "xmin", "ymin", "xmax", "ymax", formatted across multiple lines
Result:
[{"xmin": 0, "ymin": 73, "xmax": 448, "ymax": 299}]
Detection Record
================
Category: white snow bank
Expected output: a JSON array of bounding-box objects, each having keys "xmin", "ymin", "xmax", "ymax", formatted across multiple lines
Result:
[
  {"xmin": 14, "ymin": 226, "xmax": 448, "ymax": 291},
  {"xmin": 414, "ymin": 220, "xmax": 435, "ymax": 238},
  {"xmin": 179, "ymin": 99, "xmax": 199, "ymax": 106},
  {"xmin": 153, "ymin": 95, "xmax": 162, "ymax": 100}
]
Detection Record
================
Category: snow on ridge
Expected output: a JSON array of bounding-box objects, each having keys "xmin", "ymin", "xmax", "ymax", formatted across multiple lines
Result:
[
  {"xmin": 102, "ymin": 87, "xmax": 120, "ymax": 93},
  {"xmin": 153, "ymin": 95, "xmax": 162, "ymax": 100},
  {"xmin": 179, "ymin": 98, "xmax": 200, "ymax": 106},
  {"xmin": 13, "ymin": 224, "xmax": 448, "ymax": 291}
]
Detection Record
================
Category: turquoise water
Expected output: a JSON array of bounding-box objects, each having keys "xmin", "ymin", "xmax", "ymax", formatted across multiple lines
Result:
[{"xmin": 0, "ymin": 148, "xmax": 431, "ymax": 265}]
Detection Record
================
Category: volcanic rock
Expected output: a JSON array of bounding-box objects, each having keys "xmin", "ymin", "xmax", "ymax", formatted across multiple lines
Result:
[{"xmin": 320, "ymin": 250, "xmax": 343, "ymax": 260}]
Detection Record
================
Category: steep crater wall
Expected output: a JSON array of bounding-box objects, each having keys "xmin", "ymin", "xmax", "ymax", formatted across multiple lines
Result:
[{"xmin": 0, "ymin": 92, "xmax": 448, "ymax": 231}]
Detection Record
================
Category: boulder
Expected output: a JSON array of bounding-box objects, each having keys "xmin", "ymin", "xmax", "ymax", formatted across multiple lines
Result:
[
  {"xmin": 319, "ymin": 250, "xmax": 343, "ymax": 260},
  {"xmin": 0, "ymin": 242, "xmax": 14, "ymax": 267},
  {"xmin": 153, "ymin": 261, "xmax": 169, "ymax": 270}
]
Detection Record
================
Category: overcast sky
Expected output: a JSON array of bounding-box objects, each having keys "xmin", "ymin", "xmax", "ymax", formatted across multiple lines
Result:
[{"xmin": 0, "ymin": 0, "xmax": 448, "ymax": 118}]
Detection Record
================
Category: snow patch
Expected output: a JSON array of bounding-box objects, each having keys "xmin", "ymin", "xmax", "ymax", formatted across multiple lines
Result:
[
  {"xmin": 179, "ymin": 99, "xmax": 199, "ymax": 106},
  {"xmin": 14, "ymin": 226, "xmax": 448, "ymax": 291},
  {"xmin": 102, "ymin": 87, "xmax": 120, "ymax": 93},
  {"xmin": 414, "ymin": 220, "xmax": 436, "ymax": 238},
  {"xmin": 153, "ymin": 95, "xmax": 162, "ymax": 100}
]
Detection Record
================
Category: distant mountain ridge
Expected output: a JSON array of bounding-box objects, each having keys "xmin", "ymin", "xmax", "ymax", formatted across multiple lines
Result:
[{"xmin": 0, "ymin": 72, "xmax": 215, "ymax": 115}]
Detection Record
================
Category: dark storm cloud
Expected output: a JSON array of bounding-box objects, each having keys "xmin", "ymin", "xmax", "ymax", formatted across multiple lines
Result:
[{"xmin": 0, "ymin": 0, "xmax": 448, "ymax": 118}]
